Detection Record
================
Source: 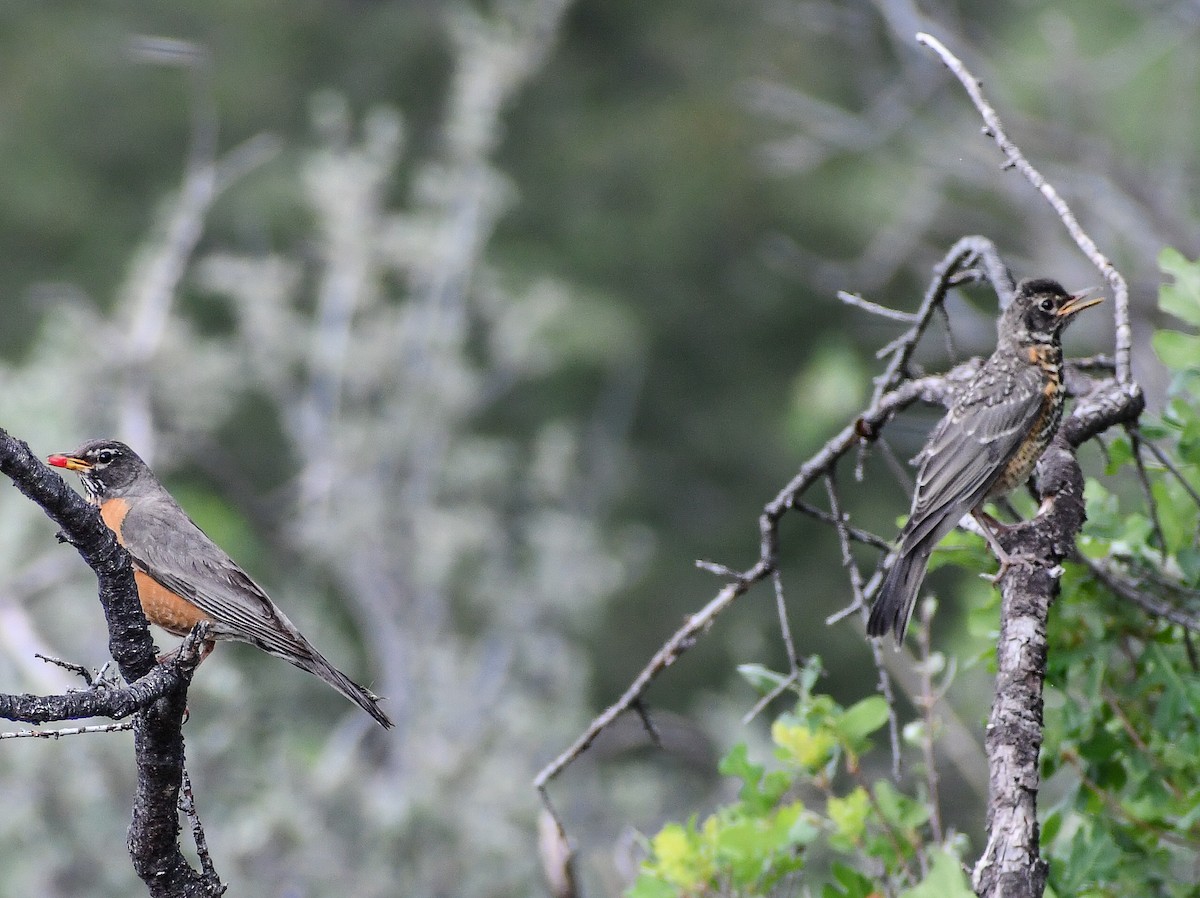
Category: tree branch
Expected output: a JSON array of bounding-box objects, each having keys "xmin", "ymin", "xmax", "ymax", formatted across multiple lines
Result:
[
  {"xmin": 0, "ymin": 428, "xmax": 224, "ymax": 897},
  {"xmin": 970, "ymin": 435, "xmax": 1083, "ymax": 897},
  {"xmin": 916, "ymin": 32, "xmax": 1133, "ymax": 386},
  {"xmin": 536, "ymin": 37, "xmax": 1153, "ymax": 896},
  {"xmin": 911, "ymin": 32, "xmax": 1145, "ymax": 898}
]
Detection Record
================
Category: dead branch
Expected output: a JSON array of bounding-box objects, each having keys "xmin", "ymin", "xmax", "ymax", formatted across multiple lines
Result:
[
  {"xmin": 969, "ymin": 435, "xmax": 1083, "ymax": 897},
  {"xmin": 916, "ymin": 32, "xmax": 1133, "ymax": 386},
  {"xmin": 0, "ymin": 429, "xmax": 224, "ymax": 897},
  {"xmin": 915, "ymin": 33, "xmax": 1143, "ymax": 898},
  {"xmin": 537, "ymin": 34, "xmax": 1151, "ymax": 898}
]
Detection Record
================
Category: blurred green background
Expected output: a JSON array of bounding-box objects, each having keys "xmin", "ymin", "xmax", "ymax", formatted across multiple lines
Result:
[{"xmin": 0, "ymin": 1, "xmax": 1192, "ymax": 895}]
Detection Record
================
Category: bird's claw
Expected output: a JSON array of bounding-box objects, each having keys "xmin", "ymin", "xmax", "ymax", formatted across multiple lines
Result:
[{"xmin": 981, "ymin": 550, "xmax": 1042, "ymax": 584}]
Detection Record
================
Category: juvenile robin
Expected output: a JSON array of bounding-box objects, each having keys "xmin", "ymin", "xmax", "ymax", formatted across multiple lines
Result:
[
  {"xmin": 48, "ymin": 440, "xmax": 394, "ymax": 728},
  {"xmin": 866, "ymin": 278, "xmax": 1103, "ymax": 644}
]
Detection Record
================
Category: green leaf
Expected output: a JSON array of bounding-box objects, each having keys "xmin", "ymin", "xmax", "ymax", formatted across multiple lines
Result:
[
  {"xmin": 626, "ymin": 875, "xmax": 678, "ymax": 898},
  {"xmin": 1102, "ymin": 434, "xmax": 1133, "ymax": 475},
  {"xmin": 898, "ymin": 847, "xmax": 973, "ymax": 897},
  {"xmin": 1152, "ymin": 330, "xmax": 1200, "ymax": 373},
  {"xmin": 1158, "ymin": 247, "xmax": 1200, "ymax": 327},
  {"xmin": 835, "ymin": 696, "xmax": 891, "ymax": 745},
  {"xmin": 737, "ymin": 663, "xmax": 790, "ymax": 695},
  {"xmin": 1042, "ymin": 809, "xmax": 1063, "ymax": 845},
  {"xmin": 873, "ymin": 779, "xmax": 930, "ymax": 831},
  {"xmin": 1179, "ymin": 417, "xmax": 1200, "ymax": 465},
  {"xmin": 773, "ymin": 719, "xmax": 838, "ymax": 772},
  {"xmin": 1178, "ymin": 546, "xmax": 1200, "ymax": 586},
  {"xmin": 719, "ymin": 743, "xmax": 762, "ymax": 791},
  {"xmin": 1152, "ymin": 479, "xmax": 1197, "ymax": 555},
  {"xmin": 823, "ymin": 862, "xmax": 877, "ymax": 898},
  {"xmin": 826, "ymin": 787, "xmax": 870, "ymax": 849},
  {"xmin": 644, "ymin": 822, "xmax": 708, "ymax": 888}
]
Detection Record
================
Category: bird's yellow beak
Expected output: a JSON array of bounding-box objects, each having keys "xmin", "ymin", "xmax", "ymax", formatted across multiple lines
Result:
[
  {"xmin": 47, "ymin": 454, "xmax": 91, "ymax": 472},
  {"xmin": 1056, "ymin": 288, "xmax": 1104, "ymax": 318}
]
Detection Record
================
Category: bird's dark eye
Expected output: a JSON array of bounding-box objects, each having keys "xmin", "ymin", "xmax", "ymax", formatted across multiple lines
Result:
[
  {"xmin": 1039, "ymin": 298, "xmax": 1055, "ymax": 313},
  {"xmin": 96, "ymin": 449, "xmax": 116, "ymax": 465}
]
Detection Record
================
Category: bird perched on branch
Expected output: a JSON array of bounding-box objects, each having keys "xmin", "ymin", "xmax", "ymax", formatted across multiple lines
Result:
[
  {"xmin": 48, "ymin": 440, "xmax": 394, "ymax": 728},
  {"xmin": 867, "ymin": 278, "xmax": 1102, "ymax": 644}
]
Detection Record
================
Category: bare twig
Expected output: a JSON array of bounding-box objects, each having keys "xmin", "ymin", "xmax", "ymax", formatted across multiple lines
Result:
[
  {"xmin": 34, "ymin": 653, "xmax": 95, "ymax": 686},
  {"xmin": 179, "ymin": 767, "xmax": 220, "ymax": 882},
  {"xmin": 1070, "ymin": 354, "xmax": 1116, "ymax": 373},
  {"xmin": 771, "ymin": 568, "xmax": 802, "ymax": 674},
  {"xmin": 741, "ymin": 668, "xmax": 801, "ymax": 726},
  {"xmin": 875, "ymin": 434, "xmax": 916, "ymax": 493},
  {"xmin": 838, "ymin": 290, "xmax": 919, "ymax": 322},
  {"xmin": 1078, "ymin": 554, "xmax": 1200, "ymax": 632},
  {"xmin": 916, "ymin": 32, "xmax": 1133, "ymax": 386},
  {"xmin": 535, "ymin": 557, "xmax": 772, "ymax": 798},
  {"xmin": 631, "ymin": 699, "xmax": 664, "ymax": 749},
  {"xmin": 1126, "ymin": 426, "xmax": 1166, "ymax": 550},
  {"xmin": 0, "ymin": 721, "xmax": 133, "ymax": 739},
  {"xmin": 935, "ymin": 300, "xmax": 960, "ymax": 363},
  {"xmin": 914, "ymin": 599, "xmax": 943, "ymax": 842},
  {"xmin": 867, "ymin": 235, "xmax": 1007, "ymax": 395},
  {"xmin": 738, "ymin": 566, "xmax": 804, "ymax": 724},
  {"xmin": 1135, "ymin": 426, "xmax": 1200, "ymax": 510},
  {"xmin": 824, "ymin": 472, "xmax": 903, "ymax": 779},
  {"xmin": 696, "ymin": 559, "xmax": 743, "ymax": 578},
  {"xmin": 791, "ymin": 500, "xmax": 892, "ymax": 551}
]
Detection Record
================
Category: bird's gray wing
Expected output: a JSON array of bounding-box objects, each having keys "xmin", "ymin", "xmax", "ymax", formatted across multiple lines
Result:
[
  {"xmin": 121, "ymin": 493, "xmax": 394, "ymax": 729},
  {"xmin": 119, "ymin": 497, "xmax": 316, "ymax": 661},
  {"xmin": 902, "ymin": 362, "xmax": 1046, "ymax": 550}
]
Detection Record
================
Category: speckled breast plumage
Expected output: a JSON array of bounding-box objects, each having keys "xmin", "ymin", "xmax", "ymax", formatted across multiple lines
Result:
[{"xmin": 989, "ymin": 346, "xmax": 1065, "ymax": 498}]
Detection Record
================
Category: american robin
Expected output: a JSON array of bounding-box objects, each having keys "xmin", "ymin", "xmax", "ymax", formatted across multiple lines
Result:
[
  {"xmin": 866, "ymin": 278, "xmax": 1103, "ymax": 643},
  {"xmin": 47, "ymin": 440, "xmax": 394, "ymax": 728}
]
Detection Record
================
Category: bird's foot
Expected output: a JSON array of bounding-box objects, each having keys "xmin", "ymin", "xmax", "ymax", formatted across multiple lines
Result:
[
  {"xmin": 982, "ymin": 549, "xmax": 1042, "ymax": 584},
  {"xmin": 155, "ymin": 645, "xmax": 180, "ymax": 665}
]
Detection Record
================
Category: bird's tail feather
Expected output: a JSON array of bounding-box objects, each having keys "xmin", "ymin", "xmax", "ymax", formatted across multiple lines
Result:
[
  {"xmin": 319, "ymin": 660, "xmax": 395, "ymax": 730},
  {"xmin": 285, "ymin": 647, "xmax": 395, "ymax": 729},
  {"xmin": 867, "ymin": 547, "xmax": 931, "ymax": 645}
]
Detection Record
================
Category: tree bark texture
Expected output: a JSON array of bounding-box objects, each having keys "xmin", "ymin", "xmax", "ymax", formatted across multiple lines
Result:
[
  {"xmin": 971, "ymin": 375, "xmax": 1141, "ymax": 898},
  {"xmin": 0, "ymin": 428, "xmax": 223, "ymax": 897}
]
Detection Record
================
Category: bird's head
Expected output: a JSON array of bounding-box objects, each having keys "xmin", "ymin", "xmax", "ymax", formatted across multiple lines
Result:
[
  {"xmin": 48, "ymin": 440, "xmax": 149, "ymax": 501},
  {"xmin": 1001, "ymin": 278, "xmax": 1103, "ymax": 347}
]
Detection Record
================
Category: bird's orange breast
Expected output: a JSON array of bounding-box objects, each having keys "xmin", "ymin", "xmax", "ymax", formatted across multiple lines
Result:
[
  {"xmin": 133, "ymin": 571, "xmax": 210, "ymax": 637},
  {"xmin": 98, "ymin": 496, "xmax": 211, "ymax": 637},
  {"xmin": 98, "ymin": 496, "xmax": 131, "ymax": 536}
]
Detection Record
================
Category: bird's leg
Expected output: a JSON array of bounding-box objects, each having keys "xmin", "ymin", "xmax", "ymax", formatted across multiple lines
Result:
[
  {"xmin": 156, "ymin": 637, "xmax": 215, "ymax": 666},
  {"xmin": 971, "ymin": 509, "xmax": 1012, "ymax": 558},
  {"xmin": 153, "ymin": 637, "xmax": 214, "ymax": 726},
  {"xmin": 972, "ymin": 508, "xmax": 1039, "ymax": 582}
]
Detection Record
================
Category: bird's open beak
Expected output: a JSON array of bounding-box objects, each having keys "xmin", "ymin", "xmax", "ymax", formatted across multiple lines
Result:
[
  {"xmin": 1056, "ymin": 288, "xmax": 1104, "ymax": 319},
  {"xmin": 47, "ymin": 454, "xmax": 91, "ymax": 471}
]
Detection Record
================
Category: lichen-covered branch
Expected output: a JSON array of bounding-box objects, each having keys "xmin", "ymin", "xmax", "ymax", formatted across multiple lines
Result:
[
  {"xmin": 0, "ymin": 428, "xmax": 223, "ymax": 897},
  {"xmin": 969, "ymin": 435, "xmax": 1083, "ymax": 898}
]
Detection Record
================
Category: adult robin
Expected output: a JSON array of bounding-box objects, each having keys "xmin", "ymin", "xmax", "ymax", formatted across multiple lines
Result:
[
  {"xmin": 866, "ymin": 278, "xmax": 1103, "ymax": 644},
  {"xmin": 47, "ymin": 439, "xmax": 394, "ymax": 728}
]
